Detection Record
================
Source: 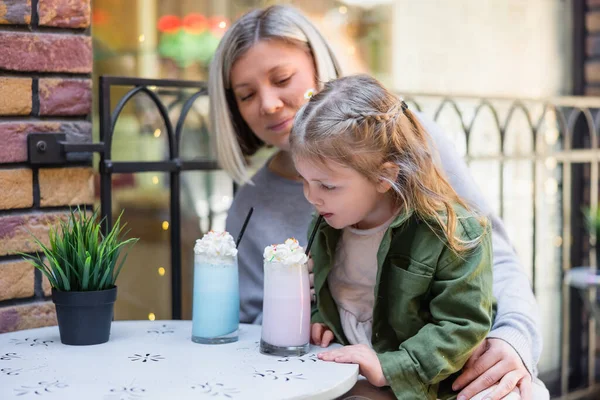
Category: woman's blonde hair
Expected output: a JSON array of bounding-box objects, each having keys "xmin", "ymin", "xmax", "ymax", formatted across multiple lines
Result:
[
  {"xmin": 290, "ymin": 75, "xmax": 487, "ymax": 254},
  {"xmin": 209, "ymin": 5, "xmax": 342, "ymax": 184}
]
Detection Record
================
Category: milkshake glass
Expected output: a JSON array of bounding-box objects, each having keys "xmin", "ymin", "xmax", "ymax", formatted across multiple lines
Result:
[
  {"xmin": 192, "ymin": 231, "xmax": 239, "ymax": 344},
  {"xmin": 260, "ymin": 238, "xmax": 311, "ymax": 356}
]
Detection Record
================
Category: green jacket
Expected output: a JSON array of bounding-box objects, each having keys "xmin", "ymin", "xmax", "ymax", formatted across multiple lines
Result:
[{"xmin": 310, "ymin": 207, "xmax": 494, "ymax": 399}]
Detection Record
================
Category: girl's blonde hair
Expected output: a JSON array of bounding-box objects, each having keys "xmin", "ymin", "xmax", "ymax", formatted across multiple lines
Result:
[
  {"xmin": 209, "ymin": 5, "xmax": 342, "ymax": 184},
  {"xmin": 290, "ymin": 75, "xmax": 487, "ymax": 254}
]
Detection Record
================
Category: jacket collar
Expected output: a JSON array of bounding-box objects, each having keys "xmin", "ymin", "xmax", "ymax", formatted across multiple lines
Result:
[{"xmin": 313, "ymin": 208, "xmax": 414, "ymax": 294}]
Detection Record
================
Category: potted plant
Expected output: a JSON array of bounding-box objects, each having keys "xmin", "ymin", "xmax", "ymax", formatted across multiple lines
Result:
[{"xmin": 21, "ymin": 207, "xmax": 138, "ymax": 345}]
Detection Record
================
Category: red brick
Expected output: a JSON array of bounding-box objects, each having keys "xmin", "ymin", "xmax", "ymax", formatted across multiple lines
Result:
[
  {"xmin": 0, "ymin": 32, "xmax": 91, "ymax": 73},
  {"xmin": 0, "ymin": 212, "xmax": 69, "ymax": 256},
  {"xmin": 0, "ymin": 302, "xmax": 56, "ymax": 333},
  {"xmin": 39, "ymin": 78, "xmax": 91, "ymax": 116},
  {"xmin": 0, "ymin": 260, "xmax": 34, "ymax": 301},
  {"xmin": 0, "ymin": 0, "xmax": 32, "ymax": 24},
  {"xmin": 0, "ymin": 77, "xmax": 31, "ymax": 116},
  {"xmin": 0, "ymin": 168, "xmax": 33, "ymax": 209},
  {"xmin": 39, "ymin": 167, "xmax": 93, "ymax": 207},
  {"xmin": 0, "ymin": 121, "xmax": 92, "ymax": 163},
  {"xmin": 38, "ymin": 0, "xmax": 90, "ymax": 28}
]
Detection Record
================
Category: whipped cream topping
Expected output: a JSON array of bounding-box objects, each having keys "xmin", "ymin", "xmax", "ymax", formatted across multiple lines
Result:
[
  {"xmin": 194, "ymin": 230, "xmax": 238, "ymax": 258},
  {"xmin": 263, "ymin": 238, "xmax": 308, "ymax": 265}
]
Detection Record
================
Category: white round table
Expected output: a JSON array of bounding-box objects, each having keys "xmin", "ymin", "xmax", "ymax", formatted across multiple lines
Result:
[{"xmin": 0, "ymin": 321, "xmax": 358, "ymax": 400}]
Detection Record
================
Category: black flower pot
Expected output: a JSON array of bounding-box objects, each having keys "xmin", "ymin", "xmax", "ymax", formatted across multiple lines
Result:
[{"xmin": 52, "ymin": 286, "xmax": 117, "ymax": 345}]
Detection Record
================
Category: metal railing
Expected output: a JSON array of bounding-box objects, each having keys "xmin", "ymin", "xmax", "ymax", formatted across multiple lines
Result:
[
  {"xmin": 28, "ymin": 76, "xmax": 222, "ymax": 320},
  {"xmin": 401, "ymin": 92, "xmax": 600, "ymax": 399}
]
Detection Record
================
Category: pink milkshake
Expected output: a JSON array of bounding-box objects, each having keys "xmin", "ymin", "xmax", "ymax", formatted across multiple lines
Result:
[{"xmin": 260, "ymin": 239, "xmax": 311, "ymax": 356}]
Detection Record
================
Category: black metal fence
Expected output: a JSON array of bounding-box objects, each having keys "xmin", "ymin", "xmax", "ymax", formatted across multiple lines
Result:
[{"xmin": 28, "ymin": 76, "xmax": 222, "ymax": 320}]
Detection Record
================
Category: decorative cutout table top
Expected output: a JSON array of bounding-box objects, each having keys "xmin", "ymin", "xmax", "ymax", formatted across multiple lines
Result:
[{"xmin": 0, "ymin": 321, "xmax": 358, "ymax": 399}]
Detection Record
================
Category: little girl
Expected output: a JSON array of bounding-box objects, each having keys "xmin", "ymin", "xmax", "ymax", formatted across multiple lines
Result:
[{"xmin": 289, "ymin": 75, "xmax": 494, "ymax": 400}]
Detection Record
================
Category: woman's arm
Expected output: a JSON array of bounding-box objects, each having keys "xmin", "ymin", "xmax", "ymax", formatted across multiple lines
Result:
[{"xmin": 417, "ymin": 113, "xmax": 542, "ymax": 376}]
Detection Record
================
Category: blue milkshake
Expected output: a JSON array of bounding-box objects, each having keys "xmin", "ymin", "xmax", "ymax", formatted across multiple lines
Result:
[{"xmin": 192, "ymin": 231, "xmax": 239, "ymax": 344}]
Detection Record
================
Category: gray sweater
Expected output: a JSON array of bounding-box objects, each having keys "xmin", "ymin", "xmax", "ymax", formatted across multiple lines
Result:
[{"xmin": 226, "ymin": 113, "xmax": 542, "ymax": 377}]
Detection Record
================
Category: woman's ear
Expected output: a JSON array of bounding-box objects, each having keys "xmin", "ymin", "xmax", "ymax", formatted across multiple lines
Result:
[{"xmin": 376, "ymin": 162, "xmax": 400, "ymax": 193}]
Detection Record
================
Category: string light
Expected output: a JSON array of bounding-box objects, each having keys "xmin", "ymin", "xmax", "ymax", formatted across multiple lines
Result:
[
  {"xmin": 554, "ymin": 236, "xmax": 563, "ymax": 247},
  {"xmin": 158, "ymin": 267, "xmax": 166, "ymax": 276},
  {"xmin": 148, "ymin": 313, "xmax": 156, "ymax": 321},
  {"xmin": 339, "ymin": 6, "xmax": 348, "ymax": 14},
  {"xmin": 154, "ymin": 129, "xmax": 161, "ymax": 138},
  {"xmin": 545, "ymin": 157, "xmax": 557, "ymax": 169},
  {"xmin": 218, "ymin": 21, "xmax": 227, "ymax": 29},
  {"xmin": 152, "ymin": 176, "xmax": 159, "ymax": 185},
  {"xmin": 347, "ymin": 46, "xmax": 356, "ymax": 55},
  {"xmin": 162, "ymin": 221, "xmax": 169, "ymax": 230},
  {"xmin": 139, "ymin": 34, "xmax": 145, "ymax": 43}
]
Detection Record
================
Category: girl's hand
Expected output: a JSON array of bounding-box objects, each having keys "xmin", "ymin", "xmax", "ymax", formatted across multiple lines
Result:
[
  {"xmin": 452, "ymin": 338, "xmax": 532, "ymax": 400},
  {"xmin": 318, "ymin": 344, "xmax": 388, "ymax": 388},
  {"xmin": 310, "ymin": 323, "xmax": 334, "ymax": 347}
]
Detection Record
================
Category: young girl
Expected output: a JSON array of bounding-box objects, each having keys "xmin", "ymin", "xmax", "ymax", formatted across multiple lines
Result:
[{"xmin": 290, "ymin": 75, "xmax": 494, "ymax": 400}]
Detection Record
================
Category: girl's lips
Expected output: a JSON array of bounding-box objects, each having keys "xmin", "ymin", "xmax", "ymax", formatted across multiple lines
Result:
[
  {"xmin": 320, "ymin": 213, "xmax": 333, "ymax": 218},
  {"xmin": 267, "ymin": 117, "xmax": 293, "ymax": 132}
]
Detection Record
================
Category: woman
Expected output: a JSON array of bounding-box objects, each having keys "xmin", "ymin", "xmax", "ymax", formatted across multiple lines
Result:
[{"xmin": 209, "ymin": 5, "xmax": 547, "ymax": 400}]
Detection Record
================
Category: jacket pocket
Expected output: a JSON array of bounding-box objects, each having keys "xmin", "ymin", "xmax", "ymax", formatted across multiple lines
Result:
[{"xmin": 387, "ymin": 259, "xmax": 433, "ymax": 340}]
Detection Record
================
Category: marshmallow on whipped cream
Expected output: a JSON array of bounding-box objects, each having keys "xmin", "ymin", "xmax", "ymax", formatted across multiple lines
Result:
[
  {"xmin": 194, "ymin": 231, "xmax": 238, "ymax": 259},
  {"xmin": 263, "ymin": 238, "xmax": 308, "ymax": 265}
]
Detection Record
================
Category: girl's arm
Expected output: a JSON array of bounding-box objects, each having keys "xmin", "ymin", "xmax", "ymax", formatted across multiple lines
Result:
[{"xmin": 417, "ymin": 113, "xmax": 542, "ymax": 376}]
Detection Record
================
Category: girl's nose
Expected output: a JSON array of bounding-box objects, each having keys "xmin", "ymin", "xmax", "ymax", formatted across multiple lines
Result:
[{"xmin": 304, "ymin": 185, "xmax": 323, "ymax": 207}]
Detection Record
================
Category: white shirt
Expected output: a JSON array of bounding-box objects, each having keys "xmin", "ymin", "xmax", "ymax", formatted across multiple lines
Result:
[{"xmin": 328, "ymin": 214, "xmax": 397, "ymax": 347}]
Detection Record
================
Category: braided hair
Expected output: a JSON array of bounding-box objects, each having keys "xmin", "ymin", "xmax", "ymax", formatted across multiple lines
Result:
[{"xmin": 290, "ymin": 74, "xmax": 486, "ymax": 254}]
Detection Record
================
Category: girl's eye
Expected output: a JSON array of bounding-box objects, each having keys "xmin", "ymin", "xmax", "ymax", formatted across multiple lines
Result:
[{"xmin": 320, "ymin": 184, "xmax": 336, "ymax": 191}]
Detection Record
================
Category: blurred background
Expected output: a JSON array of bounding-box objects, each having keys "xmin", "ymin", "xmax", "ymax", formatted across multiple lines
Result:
[{"xmin": 90, "ymin": 1, "xmax": 598, "ymax": 397}]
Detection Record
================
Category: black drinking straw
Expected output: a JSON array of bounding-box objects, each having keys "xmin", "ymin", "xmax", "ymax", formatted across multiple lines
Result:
[
  {"xmin": 235, "ymin": 207, "xmax": 254, "ymax": 247},
  {"xmin": 305, "ymin": 215, "xmax": 323, "ymax": 256}
]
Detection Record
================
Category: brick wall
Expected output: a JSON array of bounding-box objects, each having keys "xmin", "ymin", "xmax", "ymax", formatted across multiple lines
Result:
[{"xmin": 0, "ymin": 0, "xmax": 93, "ymax": 333}]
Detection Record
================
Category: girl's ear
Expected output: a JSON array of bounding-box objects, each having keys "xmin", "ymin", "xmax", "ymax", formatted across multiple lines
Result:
[{"xmin": 376, "ymin": 162, "xmax": 400, "ymax": 193}]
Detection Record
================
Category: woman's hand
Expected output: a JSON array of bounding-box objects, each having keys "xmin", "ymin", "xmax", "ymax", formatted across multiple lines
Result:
[
  {"xmin": 318, "ymin": 344, "xmax": 388, "ymax": 387},
  {"xmin": 453, "ymin": 338, "xmax": 532, "ymax": 400},
  {"xmin": 311, "ymin": 323, "xmax": 334, "ymax": 347}
]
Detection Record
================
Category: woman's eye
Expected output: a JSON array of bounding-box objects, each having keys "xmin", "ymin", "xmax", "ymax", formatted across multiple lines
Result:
[
  {"xmin": 239, "ymin": 93, "xmax": 254, "ymax": 101},
  {"xmin": 320, "ymin": 184, "xmax": 336, "ymax": 191},
  {"xmin": 275, "ymin": 76, "xmax": 292, "ymax": 86}
]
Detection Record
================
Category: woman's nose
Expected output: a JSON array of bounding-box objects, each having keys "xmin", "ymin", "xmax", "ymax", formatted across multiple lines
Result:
[{"xmin": 260, "ymin": 88, "xmax": 284, "ymax": 115}]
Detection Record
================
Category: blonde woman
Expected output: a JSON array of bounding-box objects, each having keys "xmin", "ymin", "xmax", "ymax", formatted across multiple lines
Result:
[{"xmin": 209, "ymin": 5, "xmax": 547, "ymax": 400}]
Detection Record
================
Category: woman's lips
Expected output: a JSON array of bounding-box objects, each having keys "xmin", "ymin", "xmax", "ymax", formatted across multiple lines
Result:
[{"xmin": 267, "ymin": 117, "xmax": 293, "ymax": 132}]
